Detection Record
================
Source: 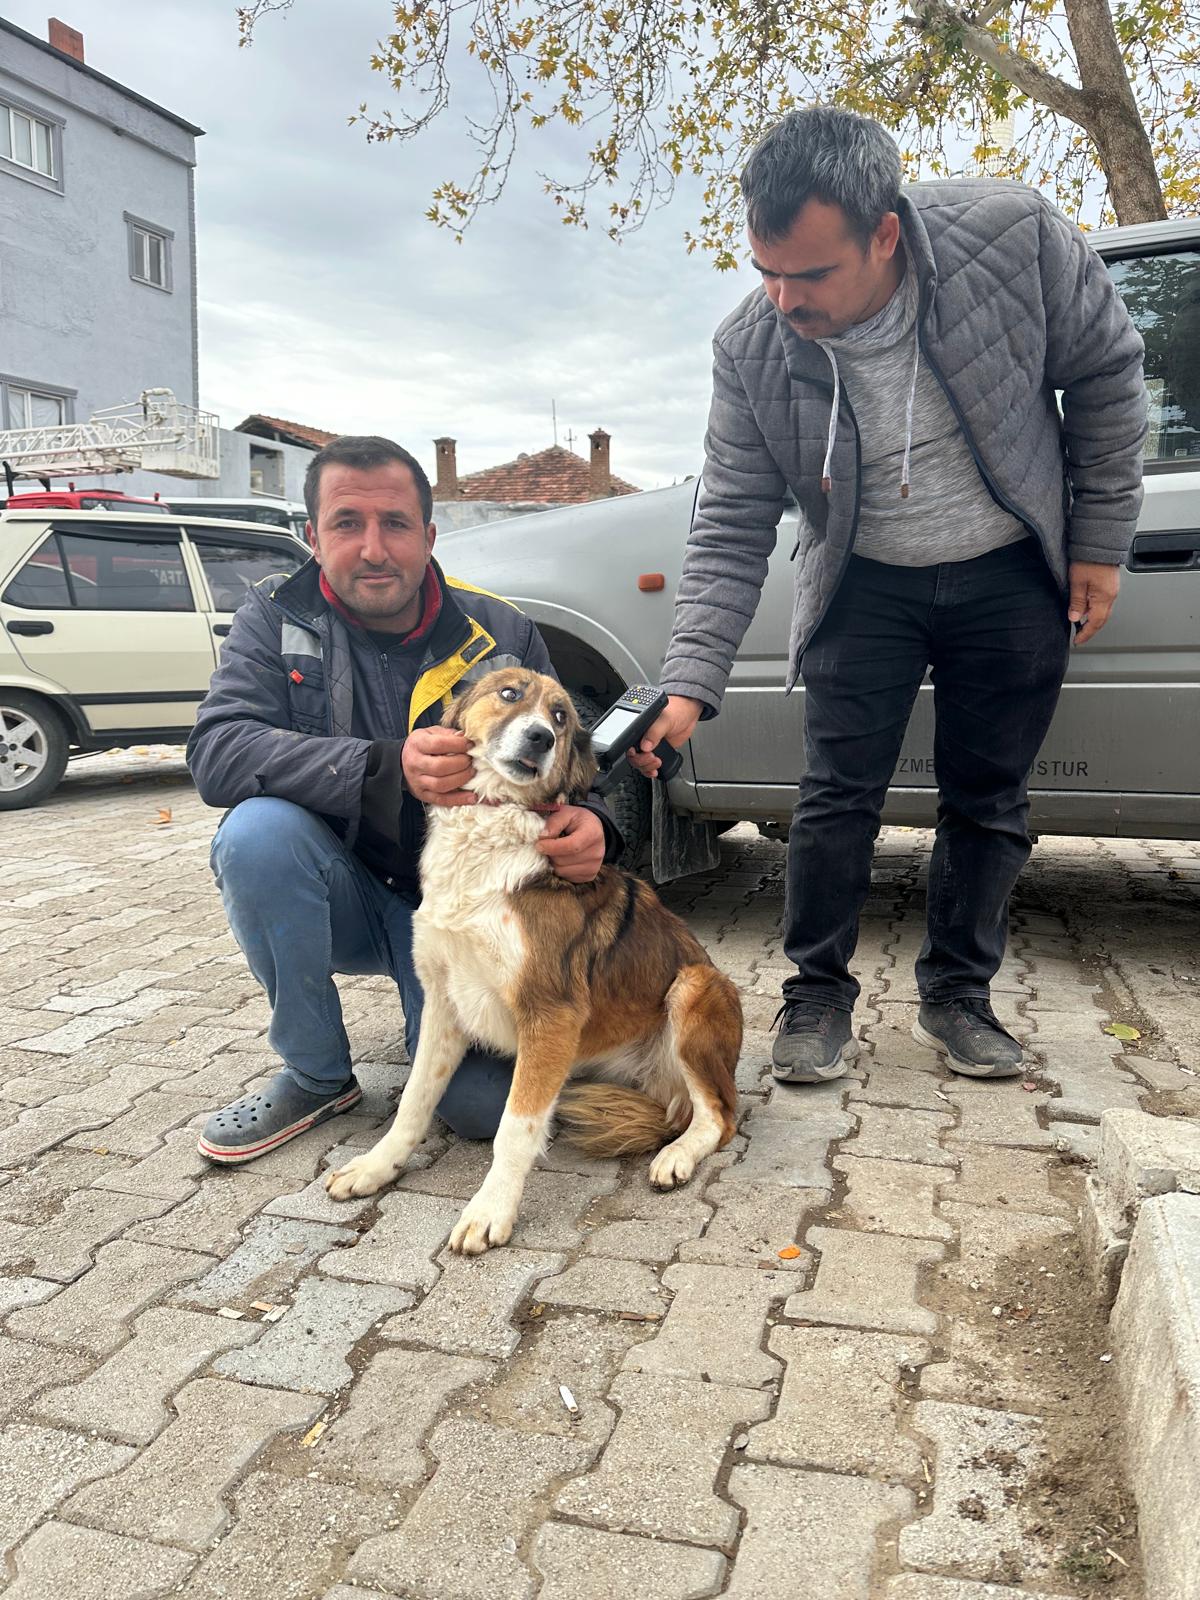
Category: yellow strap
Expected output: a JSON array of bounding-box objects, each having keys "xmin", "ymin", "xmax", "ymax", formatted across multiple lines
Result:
[
  {"xmin": 408, "ymin": 618, "xmax": 497, "ymax": 730},
  {"xmin": 444, "ymin": 573, "xmax": 519, "ymax": 610}
]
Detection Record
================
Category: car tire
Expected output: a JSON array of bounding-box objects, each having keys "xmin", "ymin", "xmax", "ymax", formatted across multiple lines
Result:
[
  {"xmin": 568, "ymin": 688, "xmax": 653, "ymax": 870},
  {"xmin": 0, "ymin": 692, "xmax": 70, "ymax": 811}
]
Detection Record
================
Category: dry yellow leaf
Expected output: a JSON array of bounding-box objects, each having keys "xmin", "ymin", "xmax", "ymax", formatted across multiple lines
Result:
[
  {"xmin": 777, "ymin": 1244, "xmax": 802, "ymax": 1260},
  {"xmin": 152, "ymin": 807, "xmax": 173, "ymax": 826}
]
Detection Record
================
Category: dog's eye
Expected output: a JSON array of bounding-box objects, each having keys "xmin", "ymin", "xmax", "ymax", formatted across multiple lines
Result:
[
  {"xmin": 552, "ymin": 708, "xmax": 567, "ymax": 726},
  {"xmin": 498, "ymin": 686, "xmax": 522, "ymax": 703}
]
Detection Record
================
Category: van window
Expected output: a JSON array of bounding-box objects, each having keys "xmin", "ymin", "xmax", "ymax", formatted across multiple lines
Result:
[
  {"xmin": 2, "ymin": 536, "xmax": 72, "ymax": 607},
  {"xmin": 190, "ymin": 536, "xmax": 306, "ymax": 611},
  {"xmin": 57, "ymin": 532, "xmax": 195, "ymax": 611},
  {"xmin": 1106, "ymin": 249, "xmax": 1200, "ymax": 463}
]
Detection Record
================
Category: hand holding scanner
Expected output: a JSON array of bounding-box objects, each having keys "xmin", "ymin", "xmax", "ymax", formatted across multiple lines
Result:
[{"xmin": 588, "ymin": 685, "xmax": 684, "ymax": 796}]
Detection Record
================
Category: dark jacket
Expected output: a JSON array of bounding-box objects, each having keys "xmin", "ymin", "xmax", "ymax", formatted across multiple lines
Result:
[
  {"xmin": 187, "ymin": 558, "xmax": 620, "ymax": 891},
  {"xmin": 661, "ymin": 179, "xmax": 1148, "ymax": 711}
]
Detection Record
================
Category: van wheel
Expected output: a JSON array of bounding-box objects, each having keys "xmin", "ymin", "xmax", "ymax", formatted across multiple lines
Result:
[
  {"xmin": 569, "ymin": 688, "xmax": 652, "ymax": 870},
  {"xmin": 0, "ymin": 693, "xmax": 70, "ymax": 810}
]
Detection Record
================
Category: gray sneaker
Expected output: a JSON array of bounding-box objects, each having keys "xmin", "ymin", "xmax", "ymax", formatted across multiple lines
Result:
[
  {"xmin": 771, "ymin": 1001, "xmax": 858, "ymax": 1083},
  {"xmin": 197, "ymin": 1071, "xmax": 362, "ymax": 1165},
  {"xmin": 912, "ymin": 1000, "xmax": 1023, "ymax": 1078}
]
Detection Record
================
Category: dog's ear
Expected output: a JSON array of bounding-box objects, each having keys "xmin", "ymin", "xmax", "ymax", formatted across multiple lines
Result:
[
  {"xmin": 442, "ymin": 681, "xmax": 479, "ymax": 731},
  {"xmin": 564, "ymin": 724, "xmax": 599, "ymax": 801}
]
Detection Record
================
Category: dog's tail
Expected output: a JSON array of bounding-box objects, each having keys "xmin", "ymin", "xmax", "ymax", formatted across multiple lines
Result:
[{"xmin": 554, "ymin": 1083, "xmax": 690, "ymax": 1158}]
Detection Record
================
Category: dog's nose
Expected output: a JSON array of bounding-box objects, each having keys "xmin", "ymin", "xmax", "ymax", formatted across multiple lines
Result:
[{"xmin": 520, "ymin": 724, "xmax": 555, "ymax": 755}]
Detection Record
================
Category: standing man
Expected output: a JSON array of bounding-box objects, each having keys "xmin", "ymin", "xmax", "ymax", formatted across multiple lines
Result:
[
  {"xmin": 187, "ymin": 436, "xmax": 616, "ymax": 1162},
  {"xmin": 635, "ymin": 108, "xmax": 1146, "ymax": 1084}
]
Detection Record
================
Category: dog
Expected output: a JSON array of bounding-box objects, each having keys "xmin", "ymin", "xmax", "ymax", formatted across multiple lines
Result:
[{"xmin": 325, "ymin": 666, "xmax": 742, "ymax": 1253}]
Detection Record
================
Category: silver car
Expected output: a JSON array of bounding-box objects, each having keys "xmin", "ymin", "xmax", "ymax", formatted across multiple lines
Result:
[{"xmin": 438, "ymin": 218, "xmax": 1200, "ymax": 874}]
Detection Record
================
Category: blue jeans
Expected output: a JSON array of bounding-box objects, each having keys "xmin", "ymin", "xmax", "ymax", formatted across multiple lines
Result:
[
  {"xmin": 209, "ymin": 797, "xmax": 512, "ymax": 1138},
  {"xmin": 785, "ymin": 540, "xmax": 1072, "ymax": 1011}
]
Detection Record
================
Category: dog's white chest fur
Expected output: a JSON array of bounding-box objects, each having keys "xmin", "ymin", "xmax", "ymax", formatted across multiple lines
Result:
[{"xmin": 412, "ymin": 804, "xmax": 548, "ymax": 1053}]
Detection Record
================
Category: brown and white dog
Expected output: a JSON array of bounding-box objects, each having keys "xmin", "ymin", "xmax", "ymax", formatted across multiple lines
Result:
[{"xmin": 325, "ymin": 667, "xmax": 741, "ymax": 1253}]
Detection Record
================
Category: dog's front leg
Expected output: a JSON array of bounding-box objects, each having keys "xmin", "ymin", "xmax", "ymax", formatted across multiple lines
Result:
[
  {"xmin": 326, "ymin": 982, "xmax": 467, "ymax": 1201},
  {"xmin": 450, "ymin": 1009, "xmax": 582, "ymax": 1255}
]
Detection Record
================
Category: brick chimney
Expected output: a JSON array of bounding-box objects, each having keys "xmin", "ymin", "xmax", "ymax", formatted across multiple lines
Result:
[
  {"xmin": 588, "ymin": 428, "xmax": 612, "ymax": 499},
  {"xmin": 48, "ymin": 18, "xmax": 85, "ymax": 61},
  {"xmin": 433, "ymin": 437, "xmax": 459, "ymax": 500}
]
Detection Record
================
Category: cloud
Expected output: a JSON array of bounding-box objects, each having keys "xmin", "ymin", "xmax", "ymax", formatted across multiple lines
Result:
[{"xmin": 6, "ymin": 0, "xmax": 760, "ymax": 486}]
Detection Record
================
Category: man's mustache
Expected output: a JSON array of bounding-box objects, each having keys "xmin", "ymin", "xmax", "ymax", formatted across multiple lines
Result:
[{"xmin": 352, "ymin": 567, "xmax": 404, "ymax": 579}]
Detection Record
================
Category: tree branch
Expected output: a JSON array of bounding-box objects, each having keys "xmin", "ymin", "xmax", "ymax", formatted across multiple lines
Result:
[{"xmin": 901, "ymin": 0, "xmax": 1091, "ymax": 126}]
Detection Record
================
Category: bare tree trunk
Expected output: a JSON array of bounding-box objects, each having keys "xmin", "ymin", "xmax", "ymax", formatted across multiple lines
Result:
[{"xmin": 1063, "ymin": 0, "xmax": 1166, "ymax": 222}]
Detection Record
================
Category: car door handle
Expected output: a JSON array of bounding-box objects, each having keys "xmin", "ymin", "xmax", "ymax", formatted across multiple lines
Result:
[
  {"xmin": 1126, "ymin": 531, "xmax": 1200, "ymax": 571},
  {"xmin": 212, "ymin": 623, "xmax": 232, "ymax": 636},
  {"xmin": 6, "ymin": 619, "xmax": 54, "ymax": 636}
]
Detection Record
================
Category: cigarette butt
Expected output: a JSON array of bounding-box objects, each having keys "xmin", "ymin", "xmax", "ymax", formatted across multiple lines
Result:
[
  {"xmin": 300, "ymin": 1420, "xmax": 326, "ymax": 1449},
  {"xmin": 216, "ymin": 1307, "xmax": 245, "ymax": 1320},
  {"xmin": 558, "ymin": 1384, "xmax": 580, "ymax": 1418}
]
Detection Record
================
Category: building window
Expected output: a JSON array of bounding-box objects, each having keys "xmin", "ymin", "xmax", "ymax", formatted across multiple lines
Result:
[
  {"xmin": 0, "ymin": 96, "xmax": 63, "ymax": 192},
  {"xmin": 1, "ymin": 376, "xmax": 75, "ymax": 430},
  {"xmin": 125, "ymin": 213, "xmax": 173, "ymax": 292}
]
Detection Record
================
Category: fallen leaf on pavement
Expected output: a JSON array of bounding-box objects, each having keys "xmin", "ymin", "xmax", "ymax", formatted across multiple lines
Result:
[
  {"xmin": 300, "ymin": 1420, "xmax": 326, "ymax": 1448},
  {"xmin": 1103, "ymin": 1023, "xmax": 1141, "ymax": 1042},
  {"xmin": 152, "ymin": 807, "xmax": 173, "ymax": 826},
  {"xmin": 777, "ymin": 1244, "xmax": 802, "ymax": 1260}
]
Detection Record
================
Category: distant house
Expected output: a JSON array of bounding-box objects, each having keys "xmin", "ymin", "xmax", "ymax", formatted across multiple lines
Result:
[{"xmin": 430, "ymin": 430, "xmax": 639, "ymax": 529}]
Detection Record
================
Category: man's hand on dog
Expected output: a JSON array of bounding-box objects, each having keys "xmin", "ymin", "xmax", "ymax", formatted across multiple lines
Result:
[
  {"xmin": 536, "ymin": 806, "xmax": 606, "ymax": 882},
  {"xmin": 628, "ymin": 694, "xmax": 704, "ymax": 779},
  {"xmin": 402, "ymin": 728, "xmax": 477, "ymax": 807}
]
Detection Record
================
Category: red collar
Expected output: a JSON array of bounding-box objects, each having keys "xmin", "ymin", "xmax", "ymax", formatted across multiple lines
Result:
[{"xmin": 319, "ymin": 565, "xmax": 442, "ymax": 644}]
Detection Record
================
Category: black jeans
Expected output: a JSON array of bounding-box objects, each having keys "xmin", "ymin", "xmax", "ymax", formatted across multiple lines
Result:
[{"xmin": 783, "ymin": 540, "xmax": 1071, "ymax": 1011}]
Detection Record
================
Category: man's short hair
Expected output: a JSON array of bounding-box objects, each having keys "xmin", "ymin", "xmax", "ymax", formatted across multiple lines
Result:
[
  {"xmin": 304, "ymin": 436, "xmax": 434, "ymax": 528},
  {"xmin": 741, "ymin": 107, "xmax": 902, "ymax": 250}
]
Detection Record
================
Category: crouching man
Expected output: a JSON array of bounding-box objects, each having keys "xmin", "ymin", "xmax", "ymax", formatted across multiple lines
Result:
[{"xmin": 187, "ymin": 435, "xmax": 619, "ymax": 1162}]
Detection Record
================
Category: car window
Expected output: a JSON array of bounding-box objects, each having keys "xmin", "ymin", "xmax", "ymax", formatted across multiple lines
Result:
[
  {"xmin": 57, "ymin": 532, "xmax": 195, "ymax": 611},
  {"xmin": 2, "ymin": 535, "xmax": 73, "ymax": 607},
  {"xmin": 1106, "ymin": 249, "xmax": 1200, "ymax": 464},
  {"xmin": 189, "ymin": 537, "xmax": 307, "ymax": 612}
]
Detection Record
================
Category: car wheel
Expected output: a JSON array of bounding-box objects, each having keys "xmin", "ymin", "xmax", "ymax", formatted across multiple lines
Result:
[
  {"xmin": 0, "ymin": 693, "xmax": 70, "ymax": 810},
  {"xmin": 568, "ymin": 688, "xmax": 653, "ymax": 870}
]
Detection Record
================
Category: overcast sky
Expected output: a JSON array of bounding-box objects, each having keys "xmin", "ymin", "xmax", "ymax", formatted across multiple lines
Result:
[{"xmin": 7, "ymin": 0, "xmax": 766, "ymax": 487}]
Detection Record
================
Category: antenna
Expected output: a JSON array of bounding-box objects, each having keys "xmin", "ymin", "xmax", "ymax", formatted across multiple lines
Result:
[
  {"xmin": 552, "ymin": 400, "xmax": 558, "ymax": 447},
  {"xmin": 564, "ymin": 427, "xmax": 577, "ymax": 451}
]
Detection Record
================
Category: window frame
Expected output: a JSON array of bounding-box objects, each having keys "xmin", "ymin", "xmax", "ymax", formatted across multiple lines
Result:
[
  {"xmin": 125, "ymin": 212, "xmax": 174, "ymax": 293},
  {"xmin": 0, "ymin": 374, "xmax": 76, "ymax": 431},
  {"xmin": 51, "ymin": 523, "xmax": 197, "ymax": 614},
  {"xmin": 0, "ymin": 92, "xmax": 63, "ymax": 194},
  {"xmin": 184, "ymin": 529, "xmax": 308, "ymax": 612},
  {"xmin": 1101, "ymin": 240, "xmax": 1200, "ymax": 476}
]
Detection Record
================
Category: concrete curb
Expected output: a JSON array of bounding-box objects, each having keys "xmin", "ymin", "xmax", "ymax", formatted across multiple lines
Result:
[{"xmin": 1085, "ymin": 1110, "xmax": 1200, "ymax": 1599}]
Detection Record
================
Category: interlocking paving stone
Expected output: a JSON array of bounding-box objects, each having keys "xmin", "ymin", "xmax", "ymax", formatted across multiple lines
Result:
[
  {"xmin": 582, "ymin": 1214, "xmax": 705, "ymax": 1261},
  {"xmin": 918, "ymin": 1317, "xmax": 1072, "ymax": 1415},
  {"xmin": 785, "ymin": 1227, "xmax": 945, "ymax": 1336},
  {"xmin": 945, "ymin": 1084, "xmax": 1054, "ymax": 1149},
  {"xmin": 61, "ymin": 1091, "xmax": 211, "ymax": 1158},
  {"xmin": 941, "ymin": 1147, "xmax": 1072, "ymax": 1217},
  {"xmin": 716, "ymin": 1105, "xmax": 853, "ymax": 1188},
  {"xmin": 676, "ymin": 1182, "xmax": 820, "ymax": 1270},
  {"xmin": 533, "ymin": 1524, "xmax": 727, "ymax": 1600},
  {"xmin": 0, "ymin": 1338, "xmax": 92, "ymax": 1423},
  {"xmin": 533, "ymin": 1255, "xmax": 666, "ymax": 1320},
  {"xmin": 309, "ymin": 1347, "xmax": 493, "ymax": 1486},
  {"xmin": 215, "ymin": 1276, "xmax": 411, "ymax": 1393},
  {"xmin": 34, "ymin": 1306, "xmax": 260, "ymax": 1443},
  {"xmin": 899, "ymin": 1400, "xmax": 1052, "ymax": 1581},
  {"xmin": 622, "ymin": 1263, "xmax": 787, "ymax": 1388},
  {"xmin": 11, "ymin": 1015, "xmax": 130, "ymax": 1055},
  {"xmin": 0, "ymin": 1106, "xmax": 111, "ymax": 1167},
  {"xmin": 262, "ymin": 1144, "xmax": 377, "ymax": 1225},
  {"xmin": 61, "ymin": 1377, "xmax": 322, "ymax": 1551},
  {"xmin": 348, "ymin": 1417, "xmax": 592, "ymax": 1599},
  {"xmin": 554, "ymin": 1372, "xmax": 772, "ymax": 1544},
  {"xmin": 746, "ymin": 1326, "xmax": 928, "ymax": 1475},
  {"xmin": 0, "ymin": 1277, "xmax": 58, "ymax": 1317},
  {"xmin": 383, "ymin": 1246, "xmax": 566, "ymax": 1359},
  {"xmin": 126, "ymin": 1172, "xmax": 293, "ymax": 1255},
  {"xmin": 936, "ymin": 1203, "xmax": 1072, "ymax": 1290},
  {"xmin": 0, "ymin": 1423, "xmax": 133, "ymax": 1560},
  {"xmin": 240, "ymin": 1113, "xmax": 384, "ymax": 1180},
  {"xmin": 0, "ymin": 1150, "xmax": 129, "ymax": 1224},
  {"xmin": 3, "ymin": 1521, "xmax": 196, "ymax": 1600},
  {"xmin": 832, "ymin": 1156, "xmax": 956, "ymax": 1241},
  {"xmin": 851, "ymin": 1063, "xmax": 956, "ymax": 1113},
  {"xmin": 7, "ymin": 1238, "xmax": 203, "ymax": 1354},
  {"xmin": 89, "ymin": 1126, "xmax": 210, "ymax": 1203},
  {"xmin": 846, "ymin": 1104, "xmax": 957, "ymax": 1168},
  {"xmin": 1043, "ymin": 1065, "xmax": 1144, "ymax": 1124},
  {"xmin": 174, "ymin": 1470, "xmax": 392, "ymax": 1600},
  {"xmin": 725, "ymin": 1464, "xmax": 913, "ymax": 1599},
  {"xmin": 0, "ymin": 1188, "xmax": 172, "ymax": 1283},
  {"xmin": 186, "ymin": 1215, "xmax": 358, "ymax": 1308},
  {"xmin": 884, "ymin": 1579, "xmax": 1072, "ymax": 1600},
  {"xmin": 318, "ymin": 1191, "xmax": 461, "ymax": 1292}
]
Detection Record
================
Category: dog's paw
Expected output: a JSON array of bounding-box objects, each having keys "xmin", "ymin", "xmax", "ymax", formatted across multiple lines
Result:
[
  {"xmin": 449, "ymin": 1199, "xmax": 515, "ymax": 1256},
  {"xmin": 649, "ymin": 1140, "xmax": 696, "ymax": 1191},
  {"xmin": 324, "ymin": 1153, "xmax": 398, "ymax": 1201}
]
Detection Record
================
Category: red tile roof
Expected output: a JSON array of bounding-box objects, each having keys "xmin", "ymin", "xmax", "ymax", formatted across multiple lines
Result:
[
  {"xmin": 452, "ymin": 444, "xmax": 638, "ymax": 504},
  {"xmin": 236, "ymin": 414, "xmax": 341, "ymax": 449}
]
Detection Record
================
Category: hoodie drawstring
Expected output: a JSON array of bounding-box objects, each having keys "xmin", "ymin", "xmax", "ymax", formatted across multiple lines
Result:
[{"xmin": 816, "ymin": 339, "xmax": 840, "ymax": 496}]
